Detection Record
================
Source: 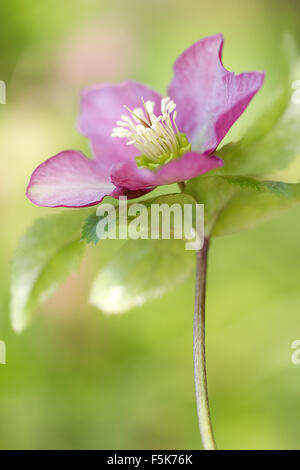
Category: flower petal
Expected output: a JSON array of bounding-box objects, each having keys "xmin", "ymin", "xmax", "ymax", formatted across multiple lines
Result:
[
  {"xmin": 111, "ymin": 186, "xmax": 154, "ymax": 199},
  {"xmin": 77, "ymin": 81, "xmax": 162, "ymax": 170},
  {"xmin": 168, "ymin": 34, "xmax": 265, "ymax": 153},
  {"xmin": 27, "ymin": 151, "xmax": 114, "ymax": 208},
  {"xmin": 110, "ymin": 152, "xmax": 223, "ymax": 190}
]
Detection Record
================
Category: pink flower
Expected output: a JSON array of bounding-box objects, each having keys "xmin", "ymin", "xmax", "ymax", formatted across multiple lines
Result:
[{"xmin": 27, "ymin": 35, "xmax": 264, "ymax": 208}]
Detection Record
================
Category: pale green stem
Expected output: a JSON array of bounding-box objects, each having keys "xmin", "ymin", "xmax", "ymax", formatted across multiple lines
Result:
[{"xmin": 193, "ymin": 238, "xmax": 217, "ymax": 450}]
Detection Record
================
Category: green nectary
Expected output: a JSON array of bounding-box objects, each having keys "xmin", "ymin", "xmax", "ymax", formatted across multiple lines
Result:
[{"xmin": 135, "ymin": 133, "xmax": 192, "ymax": 170}]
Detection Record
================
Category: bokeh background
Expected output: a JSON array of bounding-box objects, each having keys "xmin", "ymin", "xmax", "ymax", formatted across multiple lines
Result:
[{"xmin": 1, "ymin": 0, "xmax": 300, "ymax": 450}]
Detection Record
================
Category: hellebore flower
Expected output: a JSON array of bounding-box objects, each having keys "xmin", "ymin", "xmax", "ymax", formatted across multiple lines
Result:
[{"xmin": 27, "ymin": 34, "xmax": 264, "ymax": 208}]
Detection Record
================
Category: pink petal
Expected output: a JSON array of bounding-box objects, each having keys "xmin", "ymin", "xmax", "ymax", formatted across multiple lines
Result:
[
  {"xmin": 168, "ymin": 34, "xmax": 265, "ymax": 153},
  {"xmin": 89, "ymin": 135, "xmax": 137, "ymax": 179},
  {"xmin": 77, "ymin": 81, "xmax": 162, "ymax": 172},
  {"xmin": 27, "ymin": 151, "xmax": 114, "ymax": 208},
  {"xmin": 111, "ymin": 186, "xmax": 154, "ymax": 199},
  {"xmin": 110, "ymin": 152, "xmax": 223, "ymax": 190}
]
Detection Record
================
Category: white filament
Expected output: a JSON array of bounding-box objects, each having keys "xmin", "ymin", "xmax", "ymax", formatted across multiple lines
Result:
[{"xmin": 111, "ymin": 97, "xmax": 180, "ymax": 162}]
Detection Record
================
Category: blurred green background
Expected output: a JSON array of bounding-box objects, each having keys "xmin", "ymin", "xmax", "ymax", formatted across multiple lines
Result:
[{"xmin": 1, "ymin": 0, "xmax": 300, "ymax": 450}]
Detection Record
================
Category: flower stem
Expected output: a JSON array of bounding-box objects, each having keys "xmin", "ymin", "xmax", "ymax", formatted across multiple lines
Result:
[
  {"xmin": 178, "ymin": 181, "xmax": 186, "ymax": 192},
  {"xmin": 193, "ymin": 237, "xmax": 217, "ymax": 450}
]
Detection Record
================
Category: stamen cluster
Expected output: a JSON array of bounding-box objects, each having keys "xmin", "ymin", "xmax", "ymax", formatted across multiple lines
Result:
[{"xmin": 112, "ymin": 97, "xmax": 190, "ymax": 169}]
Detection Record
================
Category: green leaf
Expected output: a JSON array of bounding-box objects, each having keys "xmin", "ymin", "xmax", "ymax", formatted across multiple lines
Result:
[
  {"xmin": 89, "ymin": 238, "xmax": 194, "ymax": 314},
  {"xmin": 213, "ymin": 182, "xmax": 300, "ymax": 236},
  {"xmin": 185, "ymin": 175, "xmax": 238, "ymax": 235},
  {"xmin": 81, "ymin": 213, "xmax": 108, "ymax": 245},
  {"xmin": 219, "ymin": 176, "xmax": 291, "ymax": 196},
  {"xmin": 185, "ymin": 175, "xmax": 292, "ymax": 236},
  {"xmin": 11, "ymin": 210, "xmax": 89, "ymax": 333},
  {"xmin": 149, "ymin": 193, "xmax": 197, "ymax": 207},
  {"xmin": 217, "ymin": 101, "xmax": 300, "ymax": 180}
]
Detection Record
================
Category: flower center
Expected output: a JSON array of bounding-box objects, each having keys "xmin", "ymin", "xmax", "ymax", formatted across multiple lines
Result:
[{"xmin": 111, "ymin": 97, "xmax": 191, "ymax": 170}]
